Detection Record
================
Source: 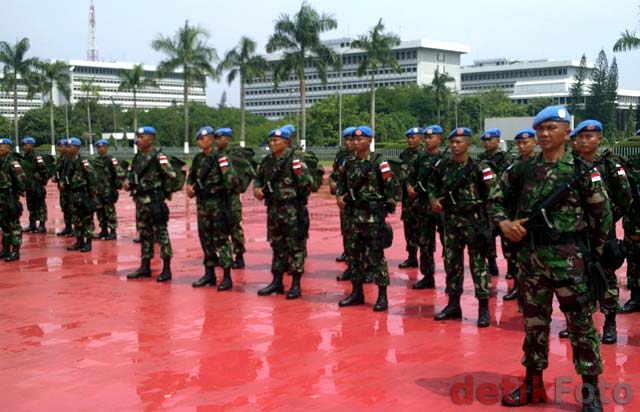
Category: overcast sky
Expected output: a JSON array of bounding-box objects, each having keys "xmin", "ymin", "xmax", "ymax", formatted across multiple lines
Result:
[{"xmin": 3, "ymin": 0, "xmax": 640, "ymax": 107}]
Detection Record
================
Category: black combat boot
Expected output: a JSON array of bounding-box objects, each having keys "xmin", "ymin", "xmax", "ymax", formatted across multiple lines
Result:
[
  {"xmin": 286, "ymin": 274, "xmax": 302, "ymax": 299},
  {"xmin": 502, "ymin": 368, "xmax": 548, "ymax": 406},
  {"xmin": 503, "ymin": 286, "xmax": 519, "ymax": 301},
  {"xmin": 488, "ymin": 256, "xmax": 499, "ymax": 277},
  {"xmin": 96, "ymin": 226, "xmax": 109, "ymax": 240},
  {"xmin": 335, "ymin": 252, "xmax": 347, "ymax": 262},
  {"xmin": 56, "ymin": 224, "xmax": 72, "ymax": 236},
  {"xmin": 336, "ymin": 268, "xmax": 352, "ymax": 281},
  {"xmin": 4, "ymin": 246, "xmax": 20, "ymax": 262},
  {"xmin": 399, "ymin": 249, "xmax": 419, "ymax": 268},
  {"xmin": 193, "ymin": 266, "xmax": 216, "ymax": 287},
  {"xmin": 339, "ymin": 281, "xmax": 365, "ymax": 307},
  {"xmin": 477, "ymin": 298, "xmax": 490, "ymax": 327},
  {"xmin": 581, "ymin": 375, "xmax": 603, "ymax": 412},
  {"xmin": 104, "ymin": 230, "xmax": 117, "ymax": 240},
  {"xmin": 232, "ymin": 254, "xmax": 245, "ymax": 269},
  {"xmin": 217, "ymin": 267, "xmax": 233, "ymax": 291},
  {"xmin": 373, "ymin": 286, "xmax": 388, "ymax": 312},
  {"xmin": 34, "ymin": 222, "xmax": 46, "ymax": 234},
  {"xmin": 257, "ymin": 272, "xmax": 284, "ymax": 295},
  {"xmin": 621, "ymin": 288, "xmax": 640, "ymax": 314},
  {"xmin": 412, "ymin": 274, "xmax": 435, "ymax": 289},
  {"xmin": 434, "ymin": 293, "xmax": 462, "ymax": 320},
  {"xmin": 127, "ymin": 258, "xmax": 152, "ymax": 279},
  {"xmin": 22, "ymin": 222, "xmax": 36, "ymax": 233},
  {"xmin": 364, "ymin": 273, "xmax": 374, "ymax": 284},
  {"xmin": 156, "ymin": 258, "xmax": 172, "ymax": 282},
  {"xmin": 601, "ymin": 313, "xmax": 617, "ymax": 344},
  {"xmin": 67, "ymin": 237, "xmax": 85, "ymax": 251},
  {"xmin": 80, "ymin": 239, "xmax": 92, "ymax": 252},
  {"xmin": 0, "ymin": 240, "xmax": 10, "ymax": 259}
]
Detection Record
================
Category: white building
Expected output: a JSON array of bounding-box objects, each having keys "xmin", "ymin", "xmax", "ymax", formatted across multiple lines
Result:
[
  {"xmin": 0, "ymin": 76, "xmax": 43, "ymax": 119},
  {"xmin": 245, "ymin": 38, "xmax": 470, "ymax": 119}
]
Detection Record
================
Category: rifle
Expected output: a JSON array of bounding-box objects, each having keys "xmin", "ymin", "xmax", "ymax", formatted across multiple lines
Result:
[
  {"xmin": 416, "ymin": 146, "xmax": 449, "ymax": 197},
  {"xmin": 194, "ymin": 151, "xmax": 233, "ymax": 234},
  {"xmin": 128, "ymin": 150, "xmax": 159, "ymax": 197},
  {"xmin": 263, "ymin": 148, "xmax": 296, "ymax": 207},
  {"xmin": 438, "ymin": 157, "xmax": 479, "ymax": 209}
]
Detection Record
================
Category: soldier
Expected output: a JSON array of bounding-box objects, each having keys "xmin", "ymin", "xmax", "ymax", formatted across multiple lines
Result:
[
  {"xmin": 407, "ymin": 125, "xmax": 446, "ymax": 289},
  {"xmin": 188, "ymin": 126, "xmax": 238, "ymax": 291},
  {"xmin": 429, "ymin": 127, "xmax": 494, "ymax": 327},
  {"xmin": 0, "ymin": 138, "xmax": 27, "ymax": 262},
  {"xmin": 254, "ymin": 128, "xmax": 313, "ymax": 299},
  {"xmin": 330, "ymin": 126, "xmax": 356, "ymax": 264},
  {"xmin": 502, "ymin": 128, "xmax": 538, "ymax": 302},
  {"xmin": 489, "ymin": 106, "xmax": 611, "ymax": 412},
  {"xmin": 54, "ymin": 139, "xmax": 74, "ymax": 236},
  {"xmin": 478, "ymin": 128, "xmax": 510, "ymax": 277},
  {"xmin": 621, "ymin": 130, "xmax": 640, "ymax": 314},
  {"xmin": 92, "ymin": 139, "xmax": 125, "ymax": 240},
  {"xmin": 61, "ymin": 138, "xmax": 96, "ymax": 252},
  {"xmin": 20, "ymin": 137, "xmax": 49, "ymax": 233},
  {"xmin": 574, "ymin": 119, "xmax": 632, "ymax": 344},
  {"xmin": 398, "ymin": 127, "xmax": 424, "ymax": 269},
  {"xmin": 336, "ymin": 125, "xmax": 397, "ymax": 311},
  {"xmin": 124, "ymin": 126, "xmax": 178, "ymax": 282}
]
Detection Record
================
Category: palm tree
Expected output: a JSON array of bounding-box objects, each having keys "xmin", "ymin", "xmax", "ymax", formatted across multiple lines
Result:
[
  {"xmin": 151, "ymin": 20, "xmax": 218, "ymax": 154},
  {"xmin": 36, "ymin": 60, "xmax": 70, "ymax": 155},
  {"xmin": 266, "ymin": 2, "xmax": 338, "ymax": 147},
  {"xmin": 218, "ymin": 37, "xmax": 268, "ymax": 148},
  {"xmin": 118, "ymin": 63, "xmax": 157, "ymax": 134},
  {"xmin": 0, "ymin": 38, "xmax": 39, "ymax": 149},
  {"xmin": 613, "ymin": 29, "xmax": 640, "ymax": 52},
  {"xmin": 432, "ymin": 68, "xmax": 454, "ymax": 123},
  {"xmin": 80, "ymin": 78, "xmax": 101, "ymax": 155},
  {"xmin": 350, "ymin": 18, "xmax": 400, "ymax": 146}
]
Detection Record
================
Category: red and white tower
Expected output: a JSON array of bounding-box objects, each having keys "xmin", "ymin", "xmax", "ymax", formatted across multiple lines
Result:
[{"xmin": 87, "ymin": 0, "xmax": 98, "ymax": 61}]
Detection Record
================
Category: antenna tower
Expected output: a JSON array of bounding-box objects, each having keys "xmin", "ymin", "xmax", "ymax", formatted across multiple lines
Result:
[{"xmin": 87, "ymin": 0, "xmax": 98, "ymax": 61}]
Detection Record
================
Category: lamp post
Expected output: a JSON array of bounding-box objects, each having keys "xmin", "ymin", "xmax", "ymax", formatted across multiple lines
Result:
[{"xmin": 338, "ymin": 50, "xmax": 343, "ymax": 147}]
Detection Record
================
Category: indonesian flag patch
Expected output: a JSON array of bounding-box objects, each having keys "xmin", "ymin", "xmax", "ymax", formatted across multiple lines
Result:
[
  {"xmin": 111, "ymin": 158, "xmax": 119, "ymax": 166},
  {"xmin": 292, "ymin": 159, "xmax": 302, "ymax": 175},
  {"xmin": 380, "ymin": 161, "xmax": 392, "ymax": 179},
  {"xmin": 13, "ymin": 162, "xmax": 21, "ymax": 171},
  {"xmin": 36, "ymin": 156, "xmax": 44, "ymax": 164},
  {"xmin": 482, "ymin": 167, "xmax": 494, "ymax": 181},
  {"xmin": 82, "ymin": 159, "xmax": 90, "ymax": 169},
  {"xmin": 616, "ymin": 163, "xmax": 626, "ymax": 177},
  {"xmin": 218, "ymin": 156, "xmax": 229, "ymax": 171},
  {"xmin": 591, "ymin": 169, "xmax": 601, "ymax": 183},
  {"xmin": 158, "ymin": 155, "xmax": 169, "ymax": 165}
]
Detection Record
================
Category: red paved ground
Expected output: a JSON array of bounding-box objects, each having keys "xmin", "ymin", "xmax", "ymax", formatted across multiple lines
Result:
[{"xmin": 1, "ymin": 178, "xmax": 638, "ymax": 412}]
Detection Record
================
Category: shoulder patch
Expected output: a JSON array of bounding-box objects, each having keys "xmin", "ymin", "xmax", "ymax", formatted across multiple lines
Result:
[
  {"xmin": 380, "ymin": 161, "xmax": 392, "ymax": 179},
  {"xmin": 111, "ymin": 158, "xmax": 119, "ymax": 166},
  {"xmin": 12, "ymin": 161, "xmax": 21, "ymax": 171},
  {"xmin": 218, "ymin": 156, "xmax": 229, "ymax": 171},
  {"xmin": 616, "ymin": 163, "xmax": 626, "ymax": 177},
  {"xmin": 482, "ymin": 167, "xmax": 494, "ymax": 181},
  {"xmin": 158, "ymin": 154, "xmax": 168, "ymax": 165},
  {"xmin": 292, "ymin": 158, "xmax": 302, "ymax": 175},
  {"xmin": 82, "ymin": 159, "xmax": 90, "ymax": 168},
  {"xmin": 591, "ymin": 169, "xmax": 601, "ymax": 183}
]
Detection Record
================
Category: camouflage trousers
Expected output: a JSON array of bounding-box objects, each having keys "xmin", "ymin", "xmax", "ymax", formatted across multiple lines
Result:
[
  {"xmin": 401, "ymin": 206, "xmax": 421, "ymax": 253},
  {"xmin": 136, "ymin": 200, "xmax": 173, "ymax": 260},
  {"xmin": 416, "ymin": 210, "xmax": 444, "ymax": 277},
  {"xmin": 198, "ymin": 206, "xmax": 233, "ymax": 269},
  {"xmin": 347, "ymin": 222, "xmax": 389, "ymax": 287},
  {"xmin": 518, "ymin": 243, "xmax": 602, "ymax": 376},
  {"xmin": 443, "ymin": 215, "xmax": 491, "ymax": 299},
  {"xmin": 68, "ymin": 193, "xmax": 94, "ymax": 239},
  {"xmin": 1, "ymin": 211, "xmax": 22, "ymax": 247},
  {"xmin": 25, "ymin": 188, "xmax": 47, "ymax": 224},
  {"xmin": 624, "ymin": 230, "xmax": 640, "ymax": 290},
  {"xmin": 340, "ymin": 209, "xmax": 350, "ymax": 253},
  {"xmin": 231, "ymin": 195, "xmax": 245, "ymax": 255},
  {"xmin": 95, "ymin": 195, "xmax": 117, "ymax": 231},
  {"xmin": 59, "ymin": 188, "xmax": 72, "ymax": 227},
  {"xmin": 267, "ymin": 202, "xmax": 306, "ymax": 276}
]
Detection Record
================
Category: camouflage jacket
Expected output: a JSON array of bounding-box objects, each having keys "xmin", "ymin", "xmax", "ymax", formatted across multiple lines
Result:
[
  {"xmin": 254, "ymin": 147, "xmax": 313, "ymax": 204},
  {"xmin": 329, "ymin": 147, "xmax": 350, "ymax": 185},
  {"xmin": 478, "ymin": 150, "xmax": 511, "ymax": 176},
  {"xmin": 21, "ymin": 151, "xmax": 49, "ymax": 189},
  {"xmin": 63, "ymin": 155, "xmax": 96, "ymax": 196},
  {"xmin": 398, "ymin": 147, "xmax": 422, "ymax": 210},
  {"xmin": 622, "ymin": 154, "xmax": 640, "ymax": 233},
  {"xmin": 487, "ymin": 150, "xmax": 611, "ymax": 255},
  {"xmin": 596, "ymin": 155, "xmax": 632, "ymax": 224},
  {"xmin": 127, "ymin": 148, "xmax": 178, "ymax": 204},
  {"xmin": 92, "ymin": 155, "xmax": 125, "ymax": 195},
  {"xmin": 0, "ymin": 154, "xmax": 27, "ymax": 200},
  {"xmin": 407, "ymin": 149, "xmax": 447, "ymax": 214},
  {"xmin": 188, "ymin": 151, "xmax": 238, "ymax": 206},
  {"xmin": 336, "ymin": 152, "xmax": 397, "ymax": 224},
  {"xmin": 54, "ymin": 155, "xmax": 68, "ymax": 184}
]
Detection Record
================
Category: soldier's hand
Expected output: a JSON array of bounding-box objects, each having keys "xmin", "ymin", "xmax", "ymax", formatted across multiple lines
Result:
[
  {"xmin": 431, "ymin": 197, "xmax": 443, "ymax": 213},
  {"xmin": 499, "ymin": 218, "xmax": 528, "ymax": 242},
  {"xmin": 329, "ymin": 181, "xmax": 337, "ymax": 195},
  {"xmin": 123, "ymin": 181, "xmax": 130, "ymax": 191},
  {"xmin": 186, "ymin": 185, "xmax": 196, "ymax": 198},
  {"xmin": 407, "ymin": 184, "xmax": 417, "ymax": 199},
  {"xmin": 337, "ymin": 194, "xmax": 347, "ymax": 209},
  {"xmin": 254, "ymin": 187, "xmax": 264, "ymax": 201}
]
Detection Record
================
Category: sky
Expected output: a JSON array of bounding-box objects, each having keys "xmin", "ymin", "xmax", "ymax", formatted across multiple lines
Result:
[{"xmin": 3, "ymin": 0, "xmax": 640, "ymax": 107}]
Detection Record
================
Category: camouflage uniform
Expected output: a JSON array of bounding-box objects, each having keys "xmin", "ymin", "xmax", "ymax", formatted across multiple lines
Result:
[
  {"xmin": 64, "ymin": 155, "xmax": 96, "ymax": 247},
  {"xmin": 0, "ymin": 152, "xmax": 27, "ymax": 260},
  {"xmin": 398, "ymin": 147, "xmax": 422, "ymax": 265},
  {"xmin": 488, "ymin": 151, "xmax": 611, "ymax": 376},
  {"xmin": 92, "ymin": 154, "xmax": 125, "ymax": 237},
  {"xmin": 621, "ymin": 154, "xmax": 640, "ymax": 312},
  {"xmin": 56, "ymin": 153, "xmax": 74, "ymax": 235},
  {"xmin": 330, "ymin": 147, "xmax": 351, "ymax": 259},
  {"xmin": 21, "ymin": 151, "xmax": 49, "ymax": 230}
]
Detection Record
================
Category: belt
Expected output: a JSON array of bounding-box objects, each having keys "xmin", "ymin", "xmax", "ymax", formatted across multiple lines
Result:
[{"xmin": 527, "ymin": 231, "xmax": 583, "ymax": 247}]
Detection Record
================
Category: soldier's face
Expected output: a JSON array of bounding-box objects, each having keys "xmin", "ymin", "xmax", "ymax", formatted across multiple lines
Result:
[
  {"xmin": 571, "ymin": 138, "xmax": 580, "ymax": 152},
  {"xmin": 535, "ymin": 121, "xmax": 569, "ymax": 152},
  {"xmin": 197, "ymin": 136, "xmax": 213, "ymax": 152},
  {"xmin": 136, "ymin": 134, "xmax": 154, "ymax": 151},
  {"xmin": 517, "ymin": 138, "xmax": 537, "ymax": 158},
  {"xmin": 483, "ymin": 138, "xmax": 499, "ymax": 152},
  {"xmin": 23, "ymin": 144, "xmax": 34, "ymax": 153},
  {"xmin": 449, "ymin": 136, "xmax": 470, "ymax": 156},
  {"xmin": 215, "ymin": 135, "xmax": 230, "ymax": 151},
  {"xmin": 0, "ymin": 144, "xmax": 9, "ymax": 157},
  {"xmin": 57, "ymin": 145, "xmax": 66, "ymax": 155},
  {"xmin": 343, "ymin": 138, "xmax": 354, "ymax": 153},
  {"xmin": 68, "ymin": 146, "xmax": 79, "ymax": 156},
  {"xmin": 354, "ymin": 136, "xmax": 371, "ymax": 154},
  {"xmin": 269, "ymin": 137, "xmax": 289, "ymax": 156},
  {"xmin": 576, "ymin": 131, "xmax": 602, "ymax": 154},
  {"xmin": 97, "ymin": 145, "xmax": 108, "ymax": 156},
  {"xmin": 406, "ymin": 134, "xmax": 422, "ymax": 150},
  {"xmin": 425, "ymin": 134, "xmax": 442, "ymax": 151}
]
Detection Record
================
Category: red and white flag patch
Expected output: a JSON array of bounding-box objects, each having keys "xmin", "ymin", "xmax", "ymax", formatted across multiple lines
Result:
[
  {"xmin": 380, "ymin": 161, "xmax": 392, "ymax": 179},
  {"xmin": 111, "ymin": 158, "xmax": 119, "ymax": 166},
  {"xmin": 218, "ymin": 156, "xmax": 229, "ymax": 171},
  {"xmin": 292, "ymin": 159, "xmax": 302, "ymax": 175},
  {"xmin": 616, "ymin": 163, "xmax": 626, "ymax": 177},
  {"xmin": 82, "ymin": 159, "xmax": 90, "ymax": 168},
  {"xmin": 158, "ymin": 155, "xmax": 168, "ymax": 165},
  {"xmin": 13, "ymin": 162, "xmax": 21, "ymax": 171},
  {"xmin": 482, "ymin": 167, "xmax": 494, "ymax": 181},
  {"xmin": 591, "ymin": 169, "xmax": 601, "ymax": 183},
  {"xmin": 36, "ymin": 156, "xmax": 44, "ymax": 164}
]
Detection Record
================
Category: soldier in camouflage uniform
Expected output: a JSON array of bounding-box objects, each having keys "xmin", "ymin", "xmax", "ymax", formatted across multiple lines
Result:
[
  {"xmin": 574, "ymin": 120, "xmax": 632, "ymax": 344},
  {"xmin": 20, "ymin": 137, "xmax": 49, "ymax": 233},
  {"xmin": 92, "ymin": 139, "xmax": 125, "ymax": 240},
  {"xmin": 124, "ymin": 126, "xmax": 178, "ymax": 282},
  {"xmin": 489, "ymin": 106, "xmax": 611, "ymax": 412},
  {"xmin": 407, "ymin": 125, "xmax": 446, "ymax": 289},
  {"xmin": 398, "ymin": 127, "xmax": 424, "ymax": 269},
  {"xmin": 188, "ymin": 126, "xmax": 238, "ymax": 291},
  {"xmin": 621, "ymin": 130, "xmax": 640, "ymax": 314},
  {"xmin": 330, "ymin": 127, "xmax": 356, "ymax": 264},
  {"xmin": 54, "ymin": 139, "xmax": 74, "ymax": 236},
  {"xmin": 429, "ymin": 127, "xmax": 494, "ymax": 327},
  {"xmin": 336, "ymin": 126, "xmax": 397, "ymax": 311},
  {"xmin": 478, "ymin": 128, "xmax": 511, "ymax": 277},
  {"xmin": 254, "ymin": 128, "xmax": 313, "ymax": 299},
  {"xmin": 61, "ymin": 138, "xmax": 96, "ymax": 252},
  {"xmin": 0, "ymin": 138, "xmax": 27, "ymax": 262}
]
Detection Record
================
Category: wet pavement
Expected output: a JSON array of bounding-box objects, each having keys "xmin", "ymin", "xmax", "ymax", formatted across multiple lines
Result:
[{"xmin": 1, "ymin": 179, "xmax": 638, "ymax": 411}]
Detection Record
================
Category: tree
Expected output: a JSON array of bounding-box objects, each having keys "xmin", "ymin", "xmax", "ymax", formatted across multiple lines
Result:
[
  {"xmin": 0, "ymin": 37, "xmax": 39, "ymax": 148},
  {"xmin": 350, "ymin": 19, "xmax": 400, "ymax": 144},
  {"xmin": 607, "ymin": 57, "xmax": 619, "ymax": 135},
  {"xmin": 152, "ymin": 20, "xmax": 218, "ymax": 154},
  {"xmin": 613, "ymin": 29, "xmax": 640, "ymax": 52},
  {"xmin": 36, "ymin": 60, "xmax": 70, "ymax": 154},
  {"xmin": 432, "ymin": 68, "xmax": 454, "ymax": 123},
  {"xmin": 80, "ymin": 78, "xmax": 101, "ymax": 154},
  {"xmin": 586, "ymin": 49, "xmax": 609, "ymax": 122},
  {"xmin": 570, "ymin": 54, "xmax": 588, "ymax": 115},
  {"xmin": 118, "ymin": 63, "xmax": 156, "ymax": 134},
  {"xmin": 218, "ymin": 90, "xmax": 227, "ymax": 108},
  {"xmin": 266, "ymin": 2, "xmax": 339, "ymax": 147},
  {"xmin": 218, "ymin": 36, "xmax": 268, "ymax": 147}
]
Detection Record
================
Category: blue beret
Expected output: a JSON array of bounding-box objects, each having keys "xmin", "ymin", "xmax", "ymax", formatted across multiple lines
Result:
[
  {"xmin": 514, "ymin": 128, "xmax": 536, "ymax": 140},
  {"xmin": 67, "ymin": 137, "xmax": 82, "ymax": 147},
  {"xmin": 636, "ymin": 129, "xmax": 640, "ymax": 136},
  {"xmin": 405, "ymin": 127, "xmax": 423, "ymax": 137},
  {"xmin": 342, "ymin": 127, "xmax": 356, "ymax": 138},
  {"xmin": 574, "ymin": 120, "xmax": 603, "ymax": 135},
  {"xmin": 480, "ymin": 128, "xmax": 501, "ymax": 140},
  {"xmin": 268, "ymin": 128, "xmax": 291, "ymax": 140},
  {"xmin": 0, "ymin": 137, "xmax": 12, "ymax": 145},
  {"xmin": 21, "ymin": 137, "xmax": 36, "ymax": 145},
  {"xmin": 354, "ymin": 126, "xmax": 373, "ymax": 138},
  {"xmin": 423, "ymin": 125, "xmax": 443, "ymax": 135},
  {"xmin": 282, "ymin": 124, "xmax": 295, "ymax": 134},
  {"xmin": 136, "ymin": 126, "xmax": 156, "ymax": 135},
  {"xmin": 214, "ymin": 128, "xmax": 233, "ymax": 137},
  {"xmin": 447, "ymin": 127, "xmax": 472, "ymax": 139},
  {"xmin": 569, "ymin": 129, "xmax": 577, "ymax": 139},
  {"xmin": 532, "ymin": 105, "xmax": 570, "ymax": 128},
  {"xmin": 195, "ymin": 126, "xmax": 215, "ymax": 140},
  {"xmin": 56, "ymin": 139, "xmax": 67, "ymax": 145},
  {"xmin": 95, "ymin": 139, "xmax": 109, "ymax": 147}
]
